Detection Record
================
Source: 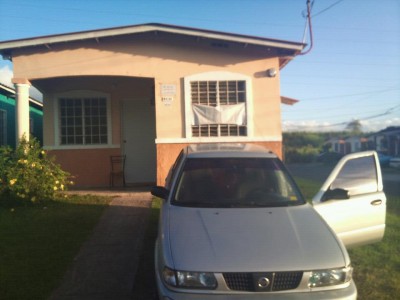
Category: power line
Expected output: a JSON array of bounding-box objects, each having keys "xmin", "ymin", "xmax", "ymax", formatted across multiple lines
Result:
[
  {"xmin": 283, "ymin": 104, "xmax": 400, "ymax": 127},
  {"xmin": 292, "ymin": 60, "xmax": 399, "ymax": 67},
  {"xmin": 294, "ymin": 88, "xmax": 400, "ymax": 101},
  {"xmin": 312, "ymin": 0, "xmax": 346, "ymax": 18},
  {"xmin": 283, "ymin": 101, "xmax": 400, "ymax": 115},
  {"xmin": 283, "ymin": 81, "xmax": 397, "ymax": 89},
  {"xmin": 283, "ymin": 105, "xmax": 400, "ymax": 121}
]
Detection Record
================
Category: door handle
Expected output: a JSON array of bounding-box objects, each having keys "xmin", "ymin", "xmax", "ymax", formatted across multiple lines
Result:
[{"xmin": 371, "ymin": 200, "xmax": 382, "ymax": 206}]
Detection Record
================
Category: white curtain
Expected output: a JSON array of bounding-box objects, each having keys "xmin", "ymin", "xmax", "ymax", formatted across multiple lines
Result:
[{"xmin": 192, "ymin": 103, "xmax": 246, "ymax": 125}]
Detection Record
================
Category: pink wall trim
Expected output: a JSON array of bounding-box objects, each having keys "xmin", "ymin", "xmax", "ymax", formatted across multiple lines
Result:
[{"xmin": 49, "ymin": 148, "xmax": 122, "ymax": 187}]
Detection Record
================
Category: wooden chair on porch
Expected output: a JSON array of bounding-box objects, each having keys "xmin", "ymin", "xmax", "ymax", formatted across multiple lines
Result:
[{"xmin": 110, "ymin": 155, "xmax": 126, "ymax": 187}]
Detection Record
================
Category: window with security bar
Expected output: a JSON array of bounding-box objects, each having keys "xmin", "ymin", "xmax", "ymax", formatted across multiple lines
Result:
[
  {"xmin": 190, "ymin": 80, "xmax": 247, "ymax": 137},
  {"xmin": 59, "ymin": 97, "xmax": 108, "ymax": 145}
]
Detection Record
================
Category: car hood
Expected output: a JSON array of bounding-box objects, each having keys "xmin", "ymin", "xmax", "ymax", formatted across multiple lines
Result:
[{"xmin": 167, "ymin": 204, "xmax": 347, "ymax": 272}]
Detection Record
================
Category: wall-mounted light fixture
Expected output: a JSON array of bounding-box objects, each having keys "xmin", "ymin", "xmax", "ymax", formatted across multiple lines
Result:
[
  {"xmin": 2, "ymin": 53, "xmax": 12, "ymax": 61},
  {"xmin": 266, "ymin": 68, "xmax": 277, "ymax": 78}
]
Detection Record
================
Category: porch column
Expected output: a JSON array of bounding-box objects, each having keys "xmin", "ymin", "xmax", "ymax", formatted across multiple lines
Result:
[{"xmin": 13, "ymin": 79, "xmax": 31, "ymax": 144}]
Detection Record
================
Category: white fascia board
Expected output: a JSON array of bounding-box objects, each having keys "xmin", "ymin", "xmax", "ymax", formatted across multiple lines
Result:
[
  {"xmin": 0, "ymin": 27, "xmax": 149, "ymax": 50},
  {"xmin": 158, "ymin": 26, "xmax": 304, "ymax": 51},
  {"xmin": 0, "ymin": 24, "xmax": 304, "ymax": 52}
]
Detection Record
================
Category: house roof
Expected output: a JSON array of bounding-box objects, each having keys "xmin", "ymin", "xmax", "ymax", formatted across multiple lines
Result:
[
  {"xmin": 0, "ymin": 23, "xmax": 305, "ymax": 68},
  {"xmin": 0, "ymin": 82, "xmax": 42, "ymax": 107},
  {"xmin": 378, "ymin": 126, "xmax": 400, "ymax": 134},
  {"xmin": 368, "ymin": 126, "xmax": 400, "ymax": 137},
  {"xmin": 280, "ymin": 96, "xmax": 299, "ymax": 105}
]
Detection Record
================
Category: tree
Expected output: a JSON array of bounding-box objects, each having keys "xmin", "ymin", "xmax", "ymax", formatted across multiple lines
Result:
[{"xmin": 345, "ymin": 120, "xmax": 362, "ymax": 135}]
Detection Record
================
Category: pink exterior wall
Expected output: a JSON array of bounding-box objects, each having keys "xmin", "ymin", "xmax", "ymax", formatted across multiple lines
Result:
[
  {"xmin": 10, "ymin": 32, "xmax": 285, "ymax": 187},
  {"xmin": 49, "ymin": 148, "xmax": 122, "ymax": 187},
  {"xmin": 12, "ymin": 33, "xmax": 282, "ymax": 142}
]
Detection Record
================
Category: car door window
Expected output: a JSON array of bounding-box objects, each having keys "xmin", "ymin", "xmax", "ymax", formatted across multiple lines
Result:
[
  {"xmin": 330, "ymin": 155, "xmax": 378, "ymax": 196},
  {"xmin": 165, "ymin": 150, "xmax": 185, "ymax": 190}
]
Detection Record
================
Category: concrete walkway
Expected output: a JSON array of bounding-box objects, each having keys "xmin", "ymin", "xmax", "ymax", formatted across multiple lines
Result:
[{"xmin": 49, "ymin": 189, "xmax": 153, "ymax": 300}]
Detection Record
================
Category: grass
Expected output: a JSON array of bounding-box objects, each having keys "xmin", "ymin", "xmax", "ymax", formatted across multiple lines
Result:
[
  {"xmin": 296, "ymin": 177, "xmax": 400, "ymax": 300},
  {"xmin": 382, "ymin": 166, "xmax": 400, "ymax": 174},
  {"xmin": 0, "ymin": 194, "xmax": 112, "ymax": 300}
]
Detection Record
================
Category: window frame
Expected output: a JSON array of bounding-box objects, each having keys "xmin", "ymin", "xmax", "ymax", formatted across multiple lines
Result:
[
  {"xmin": 54, "ymin": 90, "xmax": 112, "ymax": 149},
  {"xmin": 184, "ymin": 71, "xmax": 253, "ymax": 141}
]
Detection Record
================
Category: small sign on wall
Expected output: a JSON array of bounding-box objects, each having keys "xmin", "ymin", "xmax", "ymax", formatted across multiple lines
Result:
[
  {"xmin": 161, "ymin": 84, "xmax": 176, "ymax": 106},
  {"xmin": 161, "ymin": 84, "xmax": 176, "ymax": 95},
  {"xmin": 161, "ymin": 96, "xmax": 174, "ymax": 106}
]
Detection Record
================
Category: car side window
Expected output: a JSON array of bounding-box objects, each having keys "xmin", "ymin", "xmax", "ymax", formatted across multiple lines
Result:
[{"xmin": 165, "ymin": 150, "xmax": 185, "ymax": 190}]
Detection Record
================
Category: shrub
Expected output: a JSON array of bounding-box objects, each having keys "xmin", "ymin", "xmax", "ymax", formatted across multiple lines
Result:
[
  {"xmin": 0, "ymin": 145, "xmax": 13, "ymax": 195},
  {"xmin": 284, "ymin": 145, "xmax": 320, "ymax": 163},
  {"xmin": 0, "ymin": 136, "xmax": 71, "ymax": 202}
]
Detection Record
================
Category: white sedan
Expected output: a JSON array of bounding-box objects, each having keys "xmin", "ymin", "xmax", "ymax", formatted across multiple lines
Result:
[{"xmin": 151, "ymin": 143, "xmax": 386, "ymax": 299}]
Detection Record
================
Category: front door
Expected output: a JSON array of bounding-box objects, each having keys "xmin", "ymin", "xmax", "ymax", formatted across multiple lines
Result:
[{"xmin": 122, "ymin": 98, "xmax": 156, "ymax": 184}]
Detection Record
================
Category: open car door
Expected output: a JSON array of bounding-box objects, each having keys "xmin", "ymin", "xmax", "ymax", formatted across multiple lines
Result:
[{"xmin": 313, "ymin": 151, "xmax": 386, "ymax": 249}]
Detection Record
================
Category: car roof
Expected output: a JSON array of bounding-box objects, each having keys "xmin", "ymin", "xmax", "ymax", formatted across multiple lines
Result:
[{"xmin": 185, "ymin": 143, "xmax": 277, "ymax": 158}]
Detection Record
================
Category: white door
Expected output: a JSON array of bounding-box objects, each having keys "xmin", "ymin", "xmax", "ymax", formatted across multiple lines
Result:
[
  {"xmin": 122, "ymin": 98, "xmax": 156, "ymax": 184},
  {"xmin": 313, "ymin": 151, "xmax": 386, "ymax": 249}
]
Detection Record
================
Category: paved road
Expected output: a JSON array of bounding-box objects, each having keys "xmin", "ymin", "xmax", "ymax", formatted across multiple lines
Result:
[{"xmin": 287, "ymin": 163, "xmax": 400, "ymax": 197}]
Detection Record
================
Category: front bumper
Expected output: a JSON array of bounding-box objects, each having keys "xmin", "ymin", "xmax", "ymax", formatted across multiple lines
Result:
[{"xmin": 155, "ymin": 268, "xmax": 357, "ymax": 300}]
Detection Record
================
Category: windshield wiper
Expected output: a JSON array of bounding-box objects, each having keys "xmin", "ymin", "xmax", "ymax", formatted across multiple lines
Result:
[
  {"xmin": 173, "ymin": 200, "xmax": 302, "ymax": 208},
  {"xmin": 173, "ymin": 201, "xmax": 221, "ymax": 207}
]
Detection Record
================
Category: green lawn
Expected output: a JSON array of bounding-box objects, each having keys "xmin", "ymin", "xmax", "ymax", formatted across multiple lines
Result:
[{"xmin": 0, "ymin": 194, "xmax": 111, "ymax": 300}]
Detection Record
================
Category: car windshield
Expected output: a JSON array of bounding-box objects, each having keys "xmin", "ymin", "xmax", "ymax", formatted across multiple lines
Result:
[{"xmin": 172, "ymin": 157, "xmax": 305, "ymax": 208}]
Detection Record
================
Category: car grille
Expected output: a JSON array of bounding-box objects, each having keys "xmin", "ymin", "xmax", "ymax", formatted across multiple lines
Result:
[{"xmin": 223, "ymin": 271, "xmax": 303, "ymax": 292}]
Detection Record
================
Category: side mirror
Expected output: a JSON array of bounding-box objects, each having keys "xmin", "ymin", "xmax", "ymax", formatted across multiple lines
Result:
[
  {"xmin": 321, "ymin": 188, "xmax": 349, "ymax": 202},
  {"xmin": 151, "ymin": 186, "xmax": 169, "ymax": 200}
]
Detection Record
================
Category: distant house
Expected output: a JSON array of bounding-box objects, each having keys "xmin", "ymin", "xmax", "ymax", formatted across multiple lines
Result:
[
  {"xmin": 325, "ymin": 127, "xmax": 400, "ymax": 157},
  {"xmin": 0, "ymin": 23, "xmax": 304, "ymax": 187},
  {"xmin": 368, "ymin": 126, "xmax": 400, "ymax": 157},
  {"xmin": 326, "ymin": 137, "xmax": 346, "ymax": 154},
  {"xmin": 0, "ymin": 83, "xmax": 43, "ymax": 147},
  {"xmin": 326, "ymin": 136, "xmax": 370, "ymax": 155},
  {"xmin": 345, "ymin": 136, "xmax": 370, "ymax": 153}
]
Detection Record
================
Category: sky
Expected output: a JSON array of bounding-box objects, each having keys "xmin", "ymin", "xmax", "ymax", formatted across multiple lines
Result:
[{"xmin": 0, "ymin": 0, "xmax": 399, "ymax": 132}]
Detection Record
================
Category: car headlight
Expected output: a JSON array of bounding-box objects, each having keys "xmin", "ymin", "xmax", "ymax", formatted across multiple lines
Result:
[
  {"xmin": 309, "ymin": 266, "xmax": 353, "ymax": 288},
  {"xmin": 162, "ymin": 267, "xmax": 217, "ymax": 289}
]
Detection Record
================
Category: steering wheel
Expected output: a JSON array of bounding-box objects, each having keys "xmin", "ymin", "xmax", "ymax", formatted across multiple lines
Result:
[{"xmin": 245, "ymin": 188, "xmax": 271, "ymax": 199}]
